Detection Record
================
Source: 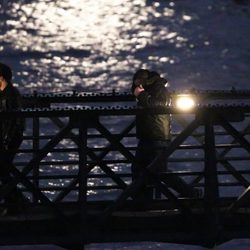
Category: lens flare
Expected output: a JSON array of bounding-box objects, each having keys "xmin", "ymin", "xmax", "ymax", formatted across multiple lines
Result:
[{"xmin": 175, "ymin": 95, "xmax": 196, "ymax": 111}]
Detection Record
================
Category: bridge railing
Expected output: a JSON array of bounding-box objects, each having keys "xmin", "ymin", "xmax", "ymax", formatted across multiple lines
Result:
[{"xmin": 0, "ymin": 90, "xmax": 250, "ymax": 216}]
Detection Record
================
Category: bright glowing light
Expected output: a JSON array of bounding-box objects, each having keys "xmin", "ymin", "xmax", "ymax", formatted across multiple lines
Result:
[{"xmin": 175, "ymin": 95, "xmax": 196, "ymax": 111}]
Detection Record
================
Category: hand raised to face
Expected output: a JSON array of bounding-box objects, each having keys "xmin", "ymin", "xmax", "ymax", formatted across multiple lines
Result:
[{"xmin": 133, "ymin": 85, "xmax": 145, "ymax": 97}]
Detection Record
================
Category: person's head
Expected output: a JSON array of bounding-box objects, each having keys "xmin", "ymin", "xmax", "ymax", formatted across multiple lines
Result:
[
  {"xmin": 131, "ymin": 69, "xmax": 149, "ymax": 93},
  {"xmin": 131, "ymin": 68, "xmax": 167, "ymax": 93},
  {"xmin": 0, "ymin": 63, "xmax": 12, "ymax": 90},
  {"xmin": 133, "ymin": 69, "xmax": 149, "ymax": 85}
]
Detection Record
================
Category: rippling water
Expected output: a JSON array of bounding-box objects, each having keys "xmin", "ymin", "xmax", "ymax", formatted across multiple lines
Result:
[{"xmin": 1, "ymin": 0, "xmax": 250, "ymax": 93}]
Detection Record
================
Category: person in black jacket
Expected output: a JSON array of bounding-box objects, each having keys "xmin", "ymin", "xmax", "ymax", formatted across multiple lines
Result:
[
  {"xmin": 131, "ymin": 69, "xmax": 200, "ymax": 202},
  {"xmin": 0, "ymin": 62, "xmax": 26, "ymax": 214}
]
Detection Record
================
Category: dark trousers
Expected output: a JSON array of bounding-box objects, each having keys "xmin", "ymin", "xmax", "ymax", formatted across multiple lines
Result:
[
  {"xmin": 0, "ymin": 135, "xmax": 25, "ymax": 207},
  {"xmin": 132, "ymin": 139, "xmax": 197, "ymax": 199}
]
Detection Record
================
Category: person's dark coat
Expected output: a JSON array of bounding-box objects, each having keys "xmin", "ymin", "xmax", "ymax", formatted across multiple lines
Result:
[
  {"xmin": 0, "ymin": 83, "xmax": 24, "ymax": 150},
  {"xmin": 135, "ymin": 76, "xmax": 171, "ymax": 141}
]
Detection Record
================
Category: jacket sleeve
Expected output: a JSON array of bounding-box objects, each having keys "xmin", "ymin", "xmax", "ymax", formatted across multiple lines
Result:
[
  {"xmin": 136, "ymin": 84, "xmax": 170, "ymax": 107},
  {"xmin": 4, "ymin": 88, "xmax": 24, "ymax": 147}
]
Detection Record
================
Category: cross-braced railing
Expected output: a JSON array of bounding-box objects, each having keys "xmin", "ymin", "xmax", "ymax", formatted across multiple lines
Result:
[{"xmin": 0, "ymin": 91, "xmax": 250, "ymax": 247}]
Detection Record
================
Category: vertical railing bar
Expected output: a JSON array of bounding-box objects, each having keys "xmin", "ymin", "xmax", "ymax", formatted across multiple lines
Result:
[
  {"xmin": 77, "ymin": 116, "xmax": 88, "ymax": 249},
  {"xmin": 32, "ymin": 116, "xmax": 40, "ymax": 203},
  {"xmin": 204, "ymin": 112, "xmax": 220, "ymax": 245}
]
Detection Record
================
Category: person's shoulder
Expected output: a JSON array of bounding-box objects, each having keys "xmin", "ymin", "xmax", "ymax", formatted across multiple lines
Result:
[
  {"xmin": 153, "ymin": 82, "xmax": 168, "ymax": 92},
  {"xmin": 9, "ymin": 84, "xmax": 21, "ymax": 94},
  {"xmin": 5, "ymin": 84, "xmax": 22, "ymax": 101}
]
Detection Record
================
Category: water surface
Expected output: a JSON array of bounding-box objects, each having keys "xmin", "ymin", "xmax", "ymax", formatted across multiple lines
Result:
[{"xmin": 1, "ymin": 0, "xmax": 249, "ymax": 93}]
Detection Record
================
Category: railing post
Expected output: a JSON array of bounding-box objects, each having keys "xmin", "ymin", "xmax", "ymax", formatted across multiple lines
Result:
[
  {"xmin": 204, "ymin": 111, "xmax": 220, "ymax": 246},
  {"xmin": 32, "ymin": 90, "xmax": 42, "ymax": 203},
  {"xmin": 77, "ymin": 115, "xmax": 88, "ymax": 249},
  {"xmin": 32, "ymin": 116, "xmax": 40, "ymax": 203}
]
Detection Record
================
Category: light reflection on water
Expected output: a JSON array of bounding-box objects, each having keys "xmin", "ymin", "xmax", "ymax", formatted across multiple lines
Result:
[
  {"xmin": 1, "ymin": 0, "xmax": 250, "ymax": 200},
  {"xmin": 3, "ymin": 0, "xmax": 174, "ymax": 92},
  {"xmin": 1, "ymin": 0, "xmax": 249, "ymax": 93}
]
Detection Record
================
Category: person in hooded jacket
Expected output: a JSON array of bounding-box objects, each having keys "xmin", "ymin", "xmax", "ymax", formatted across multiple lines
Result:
[
  {"xmin": 0, "ymin": 62, "xmax": 26, "ymax": 215},
  {"xmin": 131, "ymin": 69, "xmax": 201, "ymax": 201}
]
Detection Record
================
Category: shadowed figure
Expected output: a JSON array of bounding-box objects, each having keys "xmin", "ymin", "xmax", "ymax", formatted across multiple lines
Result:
[
  {"xmin": 131, "ymin": 69, "xmax": 201, "ymax": 203},
  {"xmin": 0, "ymin": 62, "xmax": 26, "ymax": 215}
]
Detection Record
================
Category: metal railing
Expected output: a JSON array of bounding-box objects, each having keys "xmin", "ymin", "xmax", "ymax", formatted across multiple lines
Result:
[{"xmin": 0, "ymin": 90, "xmax": 250, "ymax": 248}]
